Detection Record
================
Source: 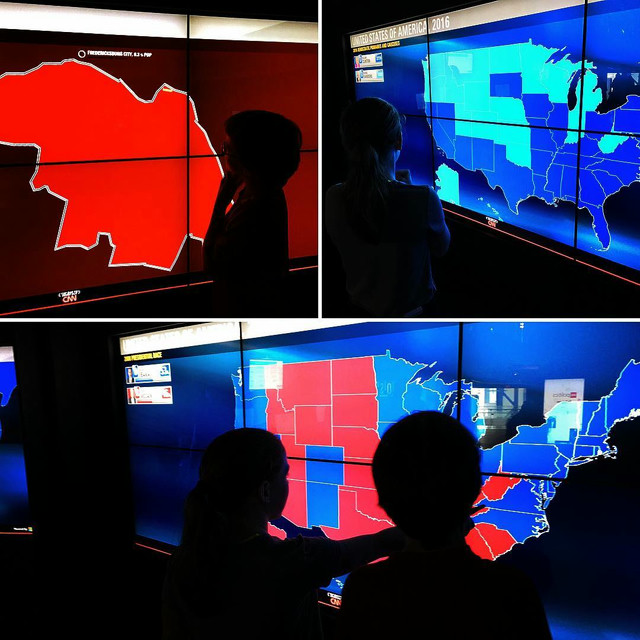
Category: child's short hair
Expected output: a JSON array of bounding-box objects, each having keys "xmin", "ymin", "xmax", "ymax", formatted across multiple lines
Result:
[
  {"xmin": 372, "ymin": 411, "xmax": 481, "ymax": 540},
  {"xmin": 224, "ymin": 110, "xmax": 302, "ymax": 187}
]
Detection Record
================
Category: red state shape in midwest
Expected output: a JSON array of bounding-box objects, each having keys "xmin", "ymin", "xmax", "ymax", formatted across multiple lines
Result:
[
  {"xmin": 331, "ymin": 356, "xmax": 377, "ymax": 395},
  {"xmin": 278, "ymin": 360, "xmax": 332, "ymax": 407},
  {"xmin": 321, "ymin": 488, "xmax": 391, "ymax": 539},
  {"xmin": 0, "ymin": 59, "xmax": 222, "ymax": 270}
]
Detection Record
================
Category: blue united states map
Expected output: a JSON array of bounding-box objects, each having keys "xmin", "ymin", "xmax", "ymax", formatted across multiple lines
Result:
[
  {"xmin": 426, "ymin": 40, "xmax": 640, "ymax": 254},
  {"xmin": 464, "ymin": 359, "xmax": 640, "ymax": 553},
  {"xmin": 235, "ymin": 347, "xmax": 640, "ymax": 559}
]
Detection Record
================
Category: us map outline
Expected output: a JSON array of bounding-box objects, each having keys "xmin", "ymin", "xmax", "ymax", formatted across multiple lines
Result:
[{"xmin": 232, "ymin": 351, "xmax": 640, "ymax": 563}]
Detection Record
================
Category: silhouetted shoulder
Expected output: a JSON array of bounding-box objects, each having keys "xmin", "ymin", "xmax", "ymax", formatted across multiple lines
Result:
[
  {"xmin": 165, "ymin": 534, "xmax": 346, "ymax": 640},
  {"xmin": 326, "ymin": 181, "xmax": 437, "ymax": 234},
  {"xmin": 338, "ymin": 547, "xmax": 551, "ymax": 640}
]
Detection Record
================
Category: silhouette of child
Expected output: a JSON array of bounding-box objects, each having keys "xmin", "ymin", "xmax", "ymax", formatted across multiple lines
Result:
[
  {"xmin": 337, "ymin": 411, "xmax": 552, "ymax": 639},
  {"xmin": 325, "ymin": 98, "xmax": 450, "ymax": 317},
  {"xmin": 162, "ymin": 428, "xmax": 405, "ymax": 639},
  {"xmin": 203, "ymin": 111, "xmax": 301, "ymax": 317}
]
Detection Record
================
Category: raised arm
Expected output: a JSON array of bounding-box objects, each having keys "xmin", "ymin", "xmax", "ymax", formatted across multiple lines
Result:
[
  {"xmin": 299, "ymin": 526, "xmax": 406, "ymax": 592},
  {"xmin": 334, "ymin": 527, "xmax": 406, "ymax": 575},
  {"xmin": 202, "ymin": 173, "xmax": 242, "ymax": 272}
]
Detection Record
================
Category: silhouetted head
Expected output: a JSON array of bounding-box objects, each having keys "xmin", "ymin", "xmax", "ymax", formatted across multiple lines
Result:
[
  {"xmin": 224, "ymin": 110, "xmax": 302, "ymax": 188},
  {"xmin": 340, "ymin": 97, "xmax": 403, "ymax": 161},
  {"xmin": 182, "ymin": 428, "xmax": 288, "ymax": 547},
  {"xmin": 372, "ymin": 411, "xmax": 482, "ymax": 546}
]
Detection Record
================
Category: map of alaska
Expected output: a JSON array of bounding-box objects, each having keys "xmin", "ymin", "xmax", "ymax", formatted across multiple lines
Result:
[{"xmin": 0, "ymin": 59, "xmax": 223, "ymax": 270}]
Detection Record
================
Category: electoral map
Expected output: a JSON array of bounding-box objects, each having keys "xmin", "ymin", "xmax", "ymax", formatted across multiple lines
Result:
[
  {"xmin": 352, "ymin": 0, "xmax": 640, "ymax": 276},
  {"xmin": 231, "ymin": 322, "xmax": 640, "ymax": 599},
  {"xmin": 123, "ymin": 321, "xmax": 640, "ymax": 639},
  {"xmin": 0, "ymin": 5, "xmax": 318, "ymax": 308}
]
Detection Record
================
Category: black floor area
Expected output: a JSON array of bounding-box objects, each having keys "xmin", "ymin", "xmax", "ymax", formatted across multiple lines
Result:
[
  {"xmin": 14, "ymin": 267, "xmax": 318, "ymax": 318},
  {"xmin": 323, "ymin": 217, "xmax": 639, "ymax": 318}
]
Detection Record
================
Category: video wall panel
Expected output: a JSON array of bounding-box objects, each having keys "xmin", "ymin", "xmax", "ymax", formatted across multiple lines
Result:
[
  {"xmin": 348, "ymin": 0, "xmax": 640, "ymax": 284},
  {"xmin": 121, "ymin": 321, "xmax": 640, "ymax": 640},
  {"xmin": 0, "ymin": 346, "xmax": 33, "ymax": 536},
  {"xmin": 0, "ymin": 4, "xmax": 318, "ymax": 313}
]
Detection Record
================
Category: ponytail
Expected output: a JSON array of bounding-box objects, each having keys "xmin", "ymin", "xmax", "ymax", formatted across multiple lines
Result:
[
  {"xmin": 343, "ymin": 140, "xmax": 390, "ymax": 243},
  {"xmin": 181, "ymin": 480, "xmax": 229, "ymax": 554},
  {"xmin": 339, "ymin": 98, "xmax": 403, "ymax": 243}
]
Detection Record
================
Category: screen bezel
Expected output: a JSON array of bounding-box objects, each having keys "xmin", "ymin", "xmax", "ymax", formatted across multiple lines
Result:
[{"xmin": 117, "ymin": 319, "xmax": 632, "ymax": 611}]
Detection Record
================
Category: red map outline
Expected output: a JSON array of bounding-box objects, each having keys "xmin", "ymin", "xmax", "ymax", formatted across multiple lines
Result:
[{"xmin": 0, "ymin": 59, "xmax": 223, "ymax": 270}]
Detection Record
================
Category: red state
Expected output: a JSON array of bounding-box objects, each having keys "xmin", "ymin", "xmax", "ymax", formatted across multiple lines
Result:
[
  {"xmin": 331, "ymin": 357, "xmax": 376, "ymax": 395},
  {"xmin": 279, "ymin": 435, "xmax": 306, "ymax": 460},
  {"xmin": 279, "ymin": 361, "xmax": 331, "ymax": 407},
  {"xmin": 265, "ymin": 389, "xmax": 295, "ymax": 435},
  {"xmin": 0, "ymin": 61, "xmax": 188, "ymax": 162},
  {"xmin": 480, "ymin": 475, "xmax": 522, "ymax": 502},
  {"xmin": 287, "ymin": 459, "xmax": 306, "ymax": 482},
  {"xmin": 333, "ymin": 426, "xmax": 380, "ymax": 461},
  {"xmin": 343, "ymin": 463, "xmax": 376, "ymax": 490},
  {"xmin": 35, "ymin": 158, "xmax": 194, "ymax": 270},
  {"xmin": 352, "ymin": 487, "xmax": 388, "ymax": 522},
  {"xmin": 467, "ymin": 522, "xmax": 518, "ymax": 560},
  {"xmin": 332, "ymin": 394, "xmax": 378, "ymax": 428},
  {"xmin": 188, "ymin": 153, "xmax": 224, "ymax": 244},
  {"xmin": 295, "ymin": 405, "xmax": 332, "ymax": 446},
  {"xmin": 320, "ymin": 487, "xmax": 392, "ymax": 540},
  {"xmin": 0, "ymin": 60, "xmax": 222, "ymax": 270},
  {"xmin": 282, "ymin": 478, "xmax": 307, "ymax": 529},
  {"xmin": 466, "ymin": 527, "xmax": 493, "ymax": 560}
]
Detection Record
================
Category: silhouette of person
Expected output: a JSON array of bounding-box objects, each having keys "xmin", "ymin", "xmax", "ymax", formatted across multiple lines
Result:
[
  {"xmin": 337, "ymin": 411, "xmax": 552, "ymax": 639},
  {"xmin": 325, "ymin": 97, "xmax": 450, "ymax": 317},
  {"xmin": 203, "ymin": 111, "xmax": 301, "ymax": 317},
  {"xmin": 162, "ymin": 428, "xmax": 405, "ymax": 639}
]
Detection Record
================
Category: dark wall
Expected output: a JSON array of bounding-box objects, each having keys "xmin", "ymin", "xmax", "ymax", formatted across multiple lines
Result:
[
  {"xmin": 0, "ymin": 320, "xmax": 341, "ymax": 639},
  {"xmin": 0, "ymin": 322, "xmax": 168, "ymax": 639}
]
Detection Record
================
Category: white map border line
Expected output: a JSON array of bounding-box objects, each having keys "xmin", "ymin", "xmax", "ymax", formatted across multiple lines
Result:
[{"xmin": 0, "ymin": 58, "xmax": 223, "ymax": 271}]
